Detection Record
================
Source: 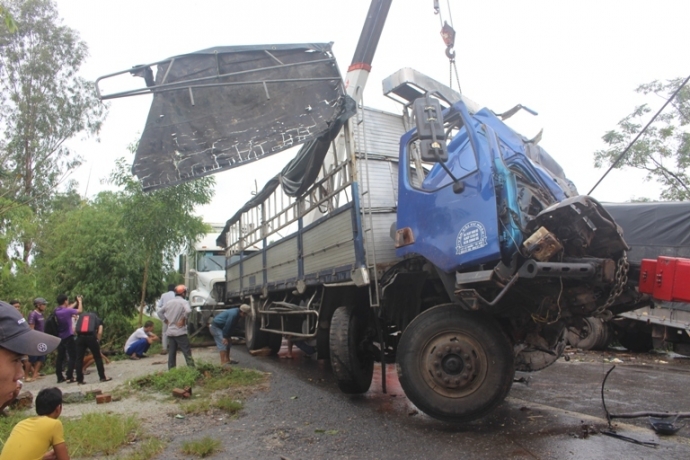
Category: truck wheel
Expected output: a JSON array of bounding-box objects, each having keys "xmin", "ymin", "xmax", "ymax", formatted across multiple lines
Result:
[
  {"xmin": 245, "ymin": 310, "xmax": 268, "ymax": 350},
  {"xmin": 397, "ymin": 305, "xmax": 514, "ymax": 423},
  {"xmin": 268, "ymin": 333, "xmax": 283, "ymax": 356},
  {"xmin": 566, "ymin": 317, "xmax": 607, "ymax": 350},
  {"xmin": 329, "ymin": 306, "xmax": 374, "ymax": 394}
]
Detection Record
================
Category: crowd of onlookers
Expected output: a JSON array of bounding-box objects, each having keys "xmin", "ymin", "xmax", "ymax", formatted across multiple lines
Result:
[{"xmin": 0, "ymin": 285, "xmax": 254, "ymax": 459}]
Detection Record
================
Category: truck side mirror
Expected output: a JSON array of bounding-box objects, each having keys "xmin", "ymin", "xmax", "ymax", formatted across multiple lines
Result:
[{"xmin": 413, "ymin": 96, "xmax": 448, "ymax": 162}]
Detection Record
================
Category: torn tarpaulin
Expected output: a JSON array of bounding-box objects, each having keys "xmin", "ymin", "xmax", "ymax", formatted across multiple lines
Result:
[{"xmin": 127, "ymin": 43, "xmax": 348, "ymax": 191}]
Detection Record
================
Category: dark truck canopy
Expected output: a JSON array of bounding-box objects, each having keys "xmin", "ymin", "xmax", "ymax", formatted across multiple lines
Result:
[
  {"xmin": 602, "ymin": 201, "xmax": 690, "ymax": 263},
  {"xmin": 103, "ymin": 43, "xmax": 353, "ymax": 191}
]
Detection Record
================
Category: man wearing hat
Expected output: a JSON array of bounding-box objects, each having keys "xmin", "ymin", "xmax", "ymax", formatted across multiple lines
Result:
[
  {"xmin": 209, "ymin": 304, "xmax": 250, "ymax": 366},
  {"xmin": 0, "ymin": 300, "xmax": 60, "ymax": 408},
  {"xmin": 27, "ymin": 298, "xmax": 48, "ymax": 381},
  {"xmin": 157, "ymin": 285, "xmax": 195, "ymax": 370}
]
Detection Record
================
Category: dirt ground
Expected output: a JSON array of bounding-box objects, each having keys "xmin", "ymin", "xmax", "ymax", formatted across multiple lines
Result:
[{"xmin": 16, "ymin": 343, "xmax": 690, "ymax": 458}]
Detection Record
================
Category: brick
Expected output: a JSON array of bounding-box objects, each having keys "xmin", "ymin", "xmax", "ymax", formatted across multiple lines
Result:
[
  {"xmin": 172, "ymin": 388, "xmax": 190, "ymax": 399},
  {"xmin": 96, "ymin": 394, "xmax": 112, "ymax": 404}
]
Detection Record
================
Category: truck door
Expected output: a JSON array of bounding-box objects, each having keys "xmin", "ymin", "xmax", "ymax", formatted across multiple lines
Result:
[{"xmin": 395, "ymin": 100, "xmax": 502, "ymax": 273}]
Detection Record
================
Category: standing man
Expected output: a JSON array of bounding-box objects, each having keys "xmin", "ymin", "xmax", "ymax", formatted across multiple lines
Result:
[
  {"xmin": 156, "ymin": 284, "xmax": 176, "ymax": 354},
  {"xmin": 54, "ymin": 294, "xmax": 82, "ymax": 384},
  {"xmin": 157, "ymin": 285, "xmax": 195, "ymax": 370},
  {"xmin": 9, "ymin": 300, "xmax": 32, "ymax": 381},
  {"xmin": 74, "ymin": 310, "xmax": 111, "ymax": 384},
  {"xmin": 209, "ymin": 305, "xmax": 250, "ymax": 365},
  {"xmin": 0, "ymin": 301, "xmax": 60, "ymax": 409},
  {"xmin": 27, "ymin": 298, "xmax": 48, "ymax": 381},
  {"xmin": 124, "ymin": 320, "xmax": 159, "ymax": 360}
]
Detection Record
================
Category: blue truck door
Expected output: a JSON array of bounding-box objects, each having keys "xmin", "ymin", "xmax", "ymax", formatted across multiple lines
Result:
[{"xmin": 396, "ymin": 102, "xmax": 502, "ymax": 273}]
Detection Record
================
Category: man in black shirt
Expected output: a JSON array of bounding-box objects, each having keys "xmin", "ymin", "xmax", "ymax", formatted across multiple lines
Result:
[{"xmin": 74, "ymin": 311, "xmax": 111, "ymax": 384}]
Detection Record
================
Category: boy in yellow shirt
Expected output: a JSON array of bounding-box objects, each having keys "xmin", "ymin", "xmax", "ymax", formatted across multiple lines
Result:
[{"xmin": 0, "ymin": 387, "xmax": 69, "ymax": 460}]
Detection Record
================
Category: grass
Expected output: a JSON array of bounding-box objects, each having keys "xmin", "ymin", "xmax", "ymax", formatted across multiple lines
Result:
[
  {"xmin": 64, "ymin": 412, "xmax": 141, "ymax": 457},
  {"xmin": 0, "ymin": 410, "xmax": 25, "ymax": 450},
  {"xmin": 181, "ymin": 436, "xmax": 222, "ymax": 458},
  {"xmin": 129, "ymin": 361, "xmax": 265, "ymax": 396},
  {"xmin": 116, "ymin": 437, "xmax": 166, "ymax": 460},
  {"xmin": 180, "ymin": 395, "xmax": 243, "ymax": 416}
]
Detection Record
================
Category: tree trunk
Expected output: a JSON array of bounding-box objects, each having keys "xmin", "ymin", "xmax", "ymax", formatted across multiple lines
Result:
[{"xmin": 138, "ymin": 254, "xmax": 151, "ymax": 327}]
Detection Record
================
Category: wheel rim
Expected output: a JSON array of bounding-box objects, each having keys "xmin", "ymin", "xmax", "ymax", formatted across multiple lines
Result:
[{"xmin": 420, "ymin": 331, "xmax": 488, "ymax": 398}]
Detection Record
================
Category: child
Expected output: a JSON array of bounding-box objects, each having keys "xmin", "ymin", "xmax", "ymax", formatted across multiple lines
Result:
[{"xmin": 0, "ymin": 387, "xmax": 69, "ymax": 460}]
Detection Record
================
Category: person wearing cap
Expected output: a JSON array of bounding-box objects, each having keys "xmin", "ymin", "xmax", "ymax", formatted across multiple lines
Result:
[
  {"xmin": 157, "ymin": 285, "xmax": 195, "ymax": 370},
  {"xmin": 0, "ymin": 300, "xmax": 60, "ymax": 408},
  {"xmin": 9, "ymin": 300, "xmax": 33, "ymax": 381},
  {"xmin": 27, "ymin": 298, "xmax": 48, "ymax": 381},
  {"xmin": 0, "ymin": 387, "xmax": 70, "ymax": 460},
  {"xmin": 54, "ymin": 294, "xmax": 83, "ymax": 384},
  {"xmin": 209, "ymin": 304, "xmax": 250, "ymax": 366}
]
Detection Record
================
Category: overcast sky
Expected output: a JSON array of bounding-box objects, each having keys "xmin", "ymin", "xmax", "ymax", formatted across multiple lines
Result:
[{"xmin": 55, "ymin": 0, "xmax": 690, "ymax": 223}]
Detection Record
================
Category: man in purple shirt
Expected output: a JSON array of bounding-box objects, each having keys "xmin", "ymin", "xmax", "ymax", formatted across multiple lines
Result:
[
  {"xmin": 54, "ymin": 294, "xmax": 82, "ymax": 384},
  {"xmin": 27, "ymin": 298, "xmax": 48, "ymax": 380}
]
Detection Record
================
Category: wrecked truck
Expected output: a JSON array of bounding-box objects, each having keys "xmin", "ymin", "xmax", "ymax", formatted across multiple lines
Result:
[{"xmin": 95, "ymin": 0, "xmax": 666, "ymax": 423}]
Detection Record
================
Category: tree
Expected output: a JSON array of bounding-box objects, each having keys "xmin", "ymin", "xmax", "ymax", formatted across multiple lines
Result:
[
  {"xmin": 32, "ymin": 191, "xmax": 150, "ymax": 346},
  {"xmin": 594, "ymin": 77, "xmax": 690, "ymax": 201},
  {"xmin": 110, "ymin": 157, "xmax": 215, "ymax": 326},
  {"xmin": 0, "ymin": 3, "xmax": 17, "ymax": 32},
  {"xmin": 0, "ymin": 0, "xmax": 106, "ymax": 262}
]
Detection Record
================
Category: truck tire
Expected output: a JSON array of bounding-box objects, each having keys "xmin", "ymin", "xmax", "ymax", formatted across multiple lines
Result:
[
  {"xmin": 245, "ymin": 311, "xmax": 268, "ymax": 351},
  {"xmin": 566, "ymin": 317, "xmax": 607, "ymax": 350},
  {"xmin": 267, "ymin": 332, "xmax": 283, "ymax": 355},
  {"xmin": 245, "ymin": 310, "xmax": 282, "ymax": 355},
  {"xmin": 329, "ymin": 306, "xmax": 374, "ymax": 394},
  {"xmin": 397, "ymin": 305, "xmax": 514, "ymax": 423}
]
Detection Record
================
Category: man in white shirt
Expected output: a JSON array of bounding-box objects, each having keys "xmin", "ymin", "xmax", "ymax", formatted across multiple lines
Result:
[
  {"xmin": 157, "ymin": 285, "xmax": 195, "ymax": 370},
  {"xmin": 124, "ymin": 321, "xmax": 159, "ymax": 360},
  {"xmin": 156, "ymin": 284, "xmax": 176, "ymax": 352}
]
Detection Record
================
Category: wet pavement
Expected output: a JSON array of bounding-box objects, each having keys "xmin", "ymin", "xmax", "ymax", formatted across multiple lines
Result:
[{"xmin": 161, "ymin": 345, "xmax": 690, "ymax": 459}]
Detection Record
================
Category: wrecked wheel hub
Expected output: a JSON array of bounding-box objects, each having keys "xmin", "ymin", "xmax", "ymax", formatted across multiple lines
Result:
[{"xmin": 422, "ymin": 332, "xmax": 487, "ymax": 398}]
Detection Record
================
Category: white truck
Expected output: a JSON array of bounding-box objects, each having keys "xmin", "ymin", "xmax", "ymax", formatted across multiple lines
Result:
[{"xmin": 179, "ymin": 224, "xmax": 228, "ymax": 335}]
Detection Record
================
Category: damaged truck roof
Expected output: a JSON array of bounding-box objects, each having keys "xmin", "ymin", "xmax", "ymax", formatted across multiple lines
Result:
[{"xmin": 98, "ymin": 43, "xmax": 350, "ymax": 191}]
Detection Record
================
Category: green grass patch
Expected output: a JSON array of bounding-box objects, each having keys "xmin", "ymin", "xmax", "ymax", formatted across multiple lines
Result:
[
  {"xmin": 215, "ymin": 396, "xmax": 243, "ymax": 415},
  {"xmin": 131, "ymin": 366, "xmax": 201, "ymax": 393},
  {"xmin": 181, "ymin": 436, "xmax": 222, "ymax": 458},
  {"xmin": 180, "ymin": 395, "xmax": 242, "ymax": 416},
  {"xmin": 0, "ymin": 410, "xmax": 27, "ymax": 449},
  {"xmin": 128, "ymin": 361, "xmax": 265, "ymax": 397},
  {"xmin": 64, "ymin": 412, "xmax": 140, "ymax": 457},
  {"xmin": 116, "ymin": 436, "xmax": 166, "ymax": 460}
]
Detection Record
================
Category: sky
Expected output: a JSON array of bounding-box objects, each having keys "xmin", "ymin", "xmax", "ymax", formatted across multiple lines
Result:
[{"xmin": 54, "ymin": 0, "xmax": 690, "ymax": 224}]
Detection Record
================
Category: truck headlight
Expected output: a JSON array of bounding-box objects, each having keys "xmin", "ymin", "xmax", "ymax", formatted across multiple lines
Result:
[{"xmin": 192, "ymin": 296, "xmax": 205, "ymax": 304}]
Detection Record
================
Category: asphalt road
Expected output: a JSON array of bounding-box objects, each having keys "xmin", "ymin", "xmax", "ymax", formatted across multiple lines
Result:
[{"xmin": 158, "ymin": 345, "xmax": 690, "ymax": 460}]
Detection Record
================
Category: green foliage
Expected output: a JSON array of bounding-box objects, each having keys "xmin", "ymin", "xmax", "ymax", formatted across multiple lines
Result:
[
  {"xmin": 118, "ymin": 437, "xmax": 166, "ymax": 460},
  {"xmin": 215, "ymin": 396, "xmax": 243, "ymax": 414},
  {"xmin": 181, "ymin": 436, "xmax": 222, "ymax": 458},
  {"xmin": 0, "ymin": 0, "xmax": 107, "ymax": 262},
  {"xmin": 0, "ymin": 5, "xmax": 17, "ymax": 32},
  {"xmin": 32, "ymin": 191, "xmax": 157, "ymax": 346},
  {"xmin": 63, "ymin": 412, "xmax": 140, "ymax": 457},
  {"xmin": 131, "ymin": 366, "xmax": 201, "ymax": 393},
  {"xmin": 109, "ymin": 155, "xmax": 213, "ymax": 324},
  {"xmin": 594, "ymin": 77, "xmax": 690, "ymax": 201},
  {"xmin": 0, "ymin": 409, "xmax": 24, "ymax": 449},
  {"xmin": 129, "ymin": 362, "xmax": 265, "ymax": 396}
]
